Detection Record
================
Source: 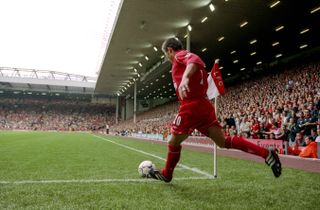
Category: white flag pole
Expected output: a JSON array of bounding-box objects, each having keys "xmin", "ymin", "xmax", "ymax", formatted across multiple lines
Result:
[{"xmin": 214, "ymin": 97, "xmax": 218, "ymax": 178}]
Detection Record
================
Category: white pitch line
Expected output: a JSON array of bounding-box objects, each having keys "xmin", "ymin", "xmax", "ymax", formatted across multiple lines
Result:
[
  {"xmin": 91, "ymin": 134, "xmax": 215, "ymax": 179},
  {"xmin": 0, "ymin": 177, "xmax": 213, "ymax": 185}
]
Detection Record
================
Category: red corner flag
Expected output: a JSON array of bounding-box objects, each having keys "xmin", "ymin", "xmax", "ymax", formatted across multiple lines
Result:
[{"xmin": 206, "ymin": 60, "xmax": 225, "ymax": 99}]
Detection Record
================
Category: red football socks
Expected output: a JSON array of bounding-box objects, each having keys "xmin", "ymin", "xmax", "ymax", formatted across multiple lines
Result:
[
  {"xmin": 225, "ymin": 136, "xmax": 268, "ymax": 159},
  {"xmin": 162, "ymin": 144, "xmax": 182, "ymax": 178}
]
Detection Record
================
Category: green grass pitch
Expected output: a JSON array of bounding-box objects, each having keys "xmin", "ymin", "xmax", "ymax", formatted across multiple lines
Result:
[{"xmin": 0, "ymin": 131, "xmax": 319, "ymax": 210}]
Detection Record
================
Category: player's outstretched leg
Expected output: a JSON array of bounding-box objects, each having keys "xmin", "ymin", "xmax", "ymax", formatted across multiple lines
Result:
[
  {"xmin": 207, "ymin": 126, "xmax": 282, "ymax": 177},
  {"xmin": 225, "ymin": 135, "xmax": 282, "ymax": 177}
]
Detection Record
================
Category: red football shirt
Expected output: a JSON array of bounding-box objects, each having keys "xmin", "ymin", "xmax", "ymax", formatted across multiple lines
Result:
[{"xmin": 171, "ymin": 50, "xmax": 208, "ymax": 102}]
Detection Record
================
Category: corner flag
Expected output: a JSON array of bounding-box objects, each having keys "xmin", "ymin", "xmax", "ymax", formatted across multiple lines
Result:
[
  {"xmin": 206, "ymin": 61, "xmax": 225, "ymax": 99},
  {"xmin": 206, "ymin": 59, "xmax": 225, "ymax": 178}
]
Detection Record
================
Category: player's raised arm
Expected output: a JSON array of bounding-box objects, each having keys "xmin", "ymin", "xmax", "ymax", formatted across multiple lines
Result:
[{"xmin": 179, "ymin": 63, "xmax": 198, "ymax": 99}]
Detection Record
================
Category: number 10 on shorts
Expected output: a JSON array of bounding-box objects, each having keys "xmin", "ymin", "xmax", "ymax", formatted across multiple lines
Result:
[{"xmin": 173, "ymin": 115, "xmax": 181, "ymax": 126}]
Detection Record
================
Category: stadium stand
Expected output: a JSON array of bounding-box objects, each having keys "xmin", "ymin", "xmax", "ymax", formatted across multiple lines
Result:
[{"xmin": 0, "ymin": 97, "xmax": 115, "ymax": 131}]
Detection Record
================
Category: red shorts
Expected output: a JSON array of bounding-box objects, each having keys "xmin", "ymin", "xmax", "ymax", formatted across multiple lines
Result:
[{"xmin": 171, "ymin": 98, "xmax": 220, "ymax": 137}]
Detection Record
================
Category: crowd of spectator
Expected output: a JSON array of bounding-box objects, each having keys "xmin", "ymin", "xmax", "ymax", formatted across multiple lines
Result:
[
  {"xmin": 113, "ymin": 102, "xmax": 177, "ymax": 138},
  {"xmin": 113, "ymin": 62, "xmax": 320, "ymax": 151},
  {"xmin": 0, "ymin": 98, "xmax": 115, "ymax": 131},
  {"xmin": 219, "ymin": 62, "xmax": 319, "ymax": 146}
]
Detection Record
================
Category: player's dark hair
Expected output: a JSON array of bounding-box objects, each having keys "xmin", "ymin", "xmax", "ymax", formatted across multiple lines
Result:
[{"xmin": 162, "ymin": 37, "xmax": 184, "ymax": 52}]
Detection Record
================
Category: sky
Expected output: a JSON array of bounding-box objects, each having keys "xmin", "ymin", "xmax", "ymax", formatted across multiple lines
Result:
[{"xmin": 0, "ymin": 0, "xmax": 121, "ymax": 77}]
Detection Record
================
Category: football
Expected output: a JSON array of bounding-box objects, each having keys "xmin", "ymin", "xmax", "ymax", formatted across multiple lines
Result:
[{"xmin": 138, "ymin": 160, "xmax": 155, "ymax": 178}]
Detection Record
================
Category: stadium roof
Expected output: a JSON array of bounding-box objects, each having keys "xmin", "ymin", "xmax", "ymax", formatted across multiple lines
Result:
[
  {"xmin": 95, "ymin": 0, "xmax": 320, "ymax": 99},
  {"xmin": 0, "ymin": 67, "xmax": 96, "ymax": 95}
]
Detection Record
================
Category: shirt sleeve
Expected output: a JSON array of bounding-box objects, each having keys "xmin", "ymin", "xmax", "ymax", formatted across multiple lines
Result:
[
  {"xmin": 175, "ymin": 52, "xmax": 205, "ymax": 68},
  {"xmin": 186, "ymin": 53, "xmax": 205, "ymax": 67}
]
